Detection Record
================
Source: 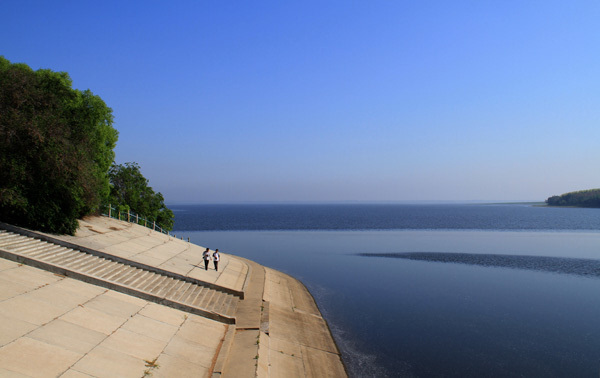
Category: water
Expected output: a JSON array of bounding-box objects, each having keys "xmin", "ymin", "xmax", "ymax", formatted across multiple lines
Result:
[{"xmin": 171, "ymin": 204, "xmax": 600, "ymax": 377}]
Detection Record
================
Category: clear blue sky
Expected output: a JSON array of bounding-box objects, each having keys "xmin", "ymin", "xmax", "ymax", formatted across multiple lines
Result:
[{"xmin": 2, "ymin": 1, "xmax": 599, "ymax": 203}]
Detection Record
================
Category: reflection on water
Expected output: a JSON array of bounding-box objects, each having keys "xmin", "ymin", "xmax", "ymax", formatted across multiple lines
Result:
[
  {"xmin": 359, "ymin": 252, "xmax": 600, "ymax": 278},
  {"xmin": 180, "ymin": 230, "xmax": 600, "ymax": 377}
]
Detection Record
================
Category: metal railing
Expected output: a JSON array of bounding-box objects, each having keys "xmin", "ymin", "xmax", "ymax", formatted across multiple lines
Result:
[{"xmin": 102, "ymin": 205, "xmax": 170, "ymax": 236}]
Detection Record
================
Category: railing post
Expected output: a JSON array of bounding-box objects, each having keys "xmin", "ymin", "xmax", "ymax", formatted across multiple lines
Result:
[
  {"xmin": 136, "ymin": 213, "xmax": 139, "ymax": 224},
  {"xmin": 127, "ymin": 210, "xmax": 130, "ymax": 222},
  {"xmin": 118, "ymin": 211, "xmax": 121, "ymax": 220},
  {"xmin": 108, "ymin": 205, "xmax": 111, "ymax": 218},
  {"xmin": 153, "ymin": 221, "xmax": 156, "ymax": 231}
]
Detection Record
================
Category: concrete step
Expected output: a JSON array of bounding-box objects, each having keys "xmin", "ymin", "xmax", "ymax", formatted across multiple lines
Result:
[
  {"xmin": 12, "ymin": 241, "xmax": 55, "ymax": 255},
  {"xmin": 148, "ymin": 275, "xmax": 171, "ymax": 294},
  {"xmin": 112, "ymin": 266, "xmax": 142, "ymax": 284},
  {"xmin": 163, "ymin": 280, "xmax": 187, "ymax": 298},
  {"xmin": 200, "ymin": 290, "xmax": 216, "ymax": 308},
  {"xmin": 0, "ymin": 239, "xmax": 36, "ymax": 251},
  {"xmin": 94, "ymin": 261, "xmax": 121, "ymax": 277},
  {"xmin": 29, "ymin": 246, "xmax": 73, "ymax": 260},
  {"xmin": 220, "ymin": 295, "xmax": 235, "ymax": 316},
  {"xmin": 127, "ymin": 270, "xmax": 154, "ymax": 287},
  {"xmin": 0, "ymin": 225, "xmax": 238, "ymax": 324},
  {"xmin": 180, "ymin": 284, "xmax": 201, "ymax": 303},
  {"xmin": 40, "ymin": 248, "xmax": 77, "ymax": 263},
  {"xmin": 154, "ymin": 277, "xmax": 177, "ymax": 296},
  {"xmin": 212, "ymin": 291, "xmax": 227, "ymax": 312},
  {"xmin": 121, "ymin": 268, "xmax": 148, "ymax": 286},
  {"xmin": 0, "ymin": 233, "xmax": 25, "ymax": 244},
  {"xmin": 139, "ymin": 274, "xmax": 164, "ymax": 292},
  {"xmin": 173, "ymin": 282, "xmax": 193, "ymax": 301},
  {"xmin": 134, "ymin": 271, "xmax": 157, "ymax": 289},
  {"xmin": 48, "ymin": 250, "xmax": 85, "ymax": 265},
  {"xmin": 0, "ymin": 238, "xmax": 40, "ymax": 250},
  {"xmin": 191, "ymin": 288, "xmax": 208, "ymax": 307},
  {"xmin": 101, "ymin": 264, "xmax": 132, "ymax": 281},
  {"xmin": 81, "ymin": 258, "xmax": 114, "ymax": 275},
  {"xmin": 23, "ymin": 244, "xmax": 65, "ymax": 257},
  {"xmin": 62, "ymin": 254, "xmax": 98, "ymax": 270},
  {"xmin": 189, "ymin": 287, "xmax": 207, "ymax": 305}
]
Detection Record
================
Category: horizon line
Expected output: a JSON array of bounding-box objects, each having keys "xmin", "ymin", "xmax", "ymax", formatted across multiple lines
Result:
[{"xmin": 166, "ymin": 200, "xmax": 544, "ymax": 206}]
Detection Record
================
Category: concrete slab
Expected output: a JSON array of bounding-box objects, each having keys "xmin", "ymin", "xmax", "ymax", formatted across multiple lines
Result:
[
  {"xmin": 154, "ymin": 353, "xmax": 210, "ymax": 378},
  {"xmin": 0, "ymin": 337, "xmax": 82, "ymax": 377},
  {"xmin": 103, "ymin": 288, "xmax": 148, "ymax": 306},
  {"xmin": 223, "ymin": 329, "xmax": 260, "ymax": 378},
  {"xmin": 24, "ymin": 283, "xmax": 96, "ymax": 313},
  {"xmin": 162, "ymin": 334, "xmax": 215, "ymax": 368},
  {"xmin": 0, "ymin": 295, "xmax": 68, "ymax": 326},
  {"xmin": 59, "ymin": 369, "xmax": 94, "ymax": 378},
  {"xmin": 257, "ymin": 331, "xmax": 270, "ymax": 377},
  {"xmin": 69, "ymin": 345, "xmax": 147, "ymax": 378},
  {"xmin": 128, "ymin": 254, "xmax": 165, "ymax": 267},
  {"xmin": 262, "ymin": 267, "xmax": 346, "ymax": 377},
  {"xmin": 177, "ymin": 318, "xmax": 227, "ymax": 349},
  {"xmin": 138, "ymin": 302, "xmax": 187, "ymax": 326},
  {"xmin": 101, "ymin": 328, "xmax": 168, "ymax": 361},
  {"xmin": 83, "ymin": 291, "xmax": 145, "ymax": 318},
  {"xmin": 235, "ymin": 259, "xmax": 265, "ymax": 330},
  {"xmin": 121, "ymin": 314, "xmax": 179, "ymax": 342},
  {"xmin": 27, "ymin": 319, "xmax": 106, "ymax": 354},
  {"xmin": 268, "ymin": 348, "xmax": 305, "ymax": 378},
  {"xmin": 268, "ymin": 302, "xmax": 338, "ymax": 354},
  {"xmin": 49, "ymin": 277, "xmax": 106, "ymax": 298},
  {"xmin": 269, "ymin": 336, "xmax": 303, "ymax": 358},
  {"xmin": 138, "ymin": 243, "xmax": 187, "ymax": 261},
  {"xmin": 0, "ymin": 258, "xmax": 19, "ymax": 271},
  {"xmin": 60, "ymin": 305, "xmax": 127, "ymax": 335},
  {"xmin": 0, "ymin": 317, "xmax": 38, "ymax": 346},
  {"xmin": 0, "ymin": 265, "xmax": 61, "ymax": 289},
  {"xmin": 302, "ymin": 345, "xmax": 348, "ymax": 378},
  {"xmin": 0, "ymin": 367, "xmax": 31, "ymax": 377},
  {"xmin": 0, "ymin": 277, "xmax": 31, "ymax": 301}
]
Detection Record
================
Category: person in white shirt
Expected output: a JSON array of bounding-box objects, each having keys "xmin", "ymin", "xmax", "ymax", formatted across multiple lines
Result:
[
  {"xmin": 212, "ymin": 249, "xmax": 220, "ymax": 271},
  {"xmin": 202, "ymin": 248, "xmax": 211, "ymax": 270}
]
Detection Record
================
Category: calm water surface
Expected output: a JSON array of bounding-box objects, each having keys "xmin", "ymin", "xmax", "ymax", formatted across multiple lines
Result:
[{"xmin": 171, "ymin": 204, "xmax": 600, "ymax": 377}]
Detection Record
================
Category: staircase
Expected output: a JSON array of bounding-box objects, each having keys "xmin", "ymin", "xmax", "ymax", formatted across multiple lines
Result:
[{"xmin": 0, "ymin": 228, "xmax": 238, "ymax": 324}]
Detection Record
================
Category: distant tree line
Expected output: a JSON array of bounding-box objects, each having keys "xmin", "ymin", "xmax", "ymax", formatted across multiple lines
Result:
[
  {"xmin": 0, "ymin": 57, "xmax": 174, "ymax": 234},
  {"xmin": 546, "ymin": 189, "xmax": 600, "ymax": 208}
]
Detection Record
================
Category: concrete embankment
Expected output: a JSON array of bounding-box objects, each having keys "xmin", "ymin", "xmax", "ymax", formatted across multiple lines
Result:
[{"xmin": 0, "ymin": 216, "xmax": 346, "ymax": 377}]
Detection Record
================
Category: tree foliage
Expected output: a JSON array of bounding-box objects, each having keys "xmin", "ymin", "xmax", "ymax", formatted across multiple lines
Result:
[
  {"xmin": 546, "ymin": 189, "xmax": 600, "ymax": 208},
  {"xmin": 107, "ymin": 162, "xmax": 174, "ymax": 231},
  {"xmin": 0, "ymin": 57, "xmax": 118, "ymax": 234}
]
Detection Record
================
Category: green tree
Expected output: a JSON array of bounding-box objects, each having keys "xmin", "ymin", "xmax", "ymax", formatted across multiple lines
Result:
[
  {"xmin": 0, "ymin": 57, "xmax": 118, "ymax": 234},
  {"xmin": 546, "ymin": 189, "xmax": 600, "ymax": 207},
  {"xmin": 107, "ymin": 162, "xmax": 174, "ymax": 231}
]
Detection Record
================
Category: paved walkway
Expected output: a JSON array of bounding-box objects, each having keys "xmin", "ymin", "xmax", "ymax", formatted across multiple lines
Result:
[
  {"xmin": 0, "ymin": 258, "xmax": 228, "ymax": 377},
  {"xmin": 51, "ymin": 217, "xmax": 248, "ymax": 293},
  {"xmin": 0, "ymin": 216, "xmax": 347, "ymax": 377},
  {"xmin": 258, "ymin": 267, "xmax": 347, "ymax": 377}
]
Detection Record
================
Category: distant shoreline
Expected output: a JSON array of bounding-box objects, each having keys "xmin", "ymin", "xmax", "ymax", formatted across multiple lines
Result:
[{"xmin": 168, "ymin": 200, "xmax": 545, "ymax": 206}]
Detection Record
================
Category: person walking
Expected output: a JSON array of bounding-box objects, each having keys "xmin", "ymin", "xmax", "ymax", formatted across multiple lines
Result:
[
  {"xmin": 213, "ymin": 249, "xmax": 220, "ymax": 272},
  {"xmin": 203, "ymin": 248, "xmax": 211, "ymax": 271}
]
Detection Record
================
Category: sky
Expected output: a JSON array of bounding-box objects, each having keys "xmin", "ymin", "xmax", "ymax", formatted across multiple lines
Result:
[{"xmin": 2, "ymin": 1, "xmax": 599, "ymax": 203}]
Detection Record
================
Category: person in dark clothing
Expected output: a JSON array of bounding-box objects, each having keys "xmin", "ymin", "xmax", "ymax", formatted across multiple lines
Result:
[
  {"xmin": 203, "ymin": 248, "xmax": 211, "ymax": 270},
  {"xmin": 213, "ymin": 249, "xmax": 220, "ymax": 272}
]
